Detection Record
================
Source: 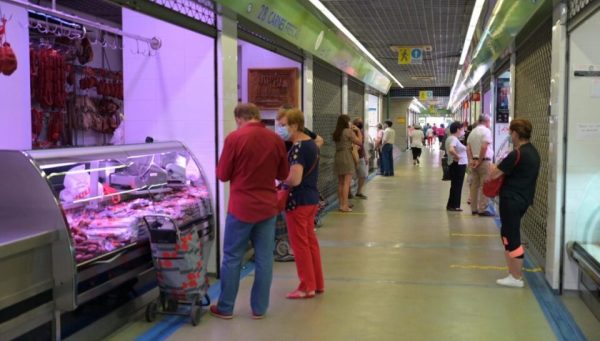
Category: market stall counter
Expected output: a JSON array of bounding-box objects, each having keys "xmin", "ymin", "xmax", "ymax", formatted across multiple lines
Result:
[{"xmin": 0, "ymin": 141, "xmax": 214, "ymax": 339}]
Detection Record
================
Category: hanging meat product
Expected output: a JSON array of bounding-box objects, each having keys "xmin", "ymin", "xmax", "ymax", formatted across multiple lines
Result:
[
  {"xmin": 32, "ymin": 109, "xmax": 44, "ymax": 144},
  {"xmin": 1, "ymin": 42, "xmax": 17, "ymax": 75},
  {"xmin": 48, "ymin": 111, "xmax": 64, "ymax": 144}
]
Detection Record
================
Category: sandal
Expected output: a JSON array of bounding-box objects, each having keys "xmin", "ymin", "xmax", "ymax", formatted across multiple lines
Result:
[
  {"xmin": 338, "ymin": 208, "xmax": 353, "ymax": 213},
  {"xmin": 286, "ymin": 290, "xmax": 315, "ymax": 299}
]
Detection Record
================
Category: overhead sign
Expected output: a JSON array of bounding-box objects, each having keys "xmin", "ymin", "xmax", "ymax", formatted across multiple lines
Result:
[
  {"xmin": 411, "ymin": 48, "xmax": 423, "ymax": 64},
  {"xmin": 397, "ymin": 47, "xmax": 423, "ymax": 65},
  {"xmin": 419, "ymin": 90, "xmax": 433, "ymax": 100},
  {"xmin": 215, "ymin": 0, "xmax": 392, "ymax": 93},
  {"xmin": 398, "ymin": 47, "xmax": 411, "ymax": 64}
]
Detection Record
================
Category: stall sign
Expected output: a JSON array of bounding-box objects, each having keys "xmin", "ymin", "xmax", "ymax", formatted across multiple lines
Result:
[
  {"xmin": 471, "ymin": 92, "xmax": 481, "ymax": 101},
  {"xmin": 215, "ymin": 0, "xmax": 392, "ymax": 93},
  {"xmin": 248, "ymin": 68, "xmax": 299, "ymax": 109},
  {"xmin": 419, "ymin": 90, "xmax": 433, "ymax": 100}
]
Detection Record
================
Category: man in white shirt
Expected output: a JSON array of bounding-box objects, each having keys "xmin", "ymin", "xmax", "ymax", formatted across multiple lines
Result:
[
  {"xmin": 467, "ymin": 115, "xmax": 494, "ymax": 216},
  {"xmin": 381, "ymin": 120, "xmax": 396, "ymax": 176}
]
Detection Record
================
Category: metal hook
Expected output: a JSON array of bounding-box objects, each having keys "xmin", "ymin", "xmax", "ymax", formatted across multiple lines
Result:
[
  {"xmin": 110, "ymin": 34, "xmax": 118, "ymax": 50},
  {"xmin": 89, "ymin": 30, "xmax": 99, "ymax": 45}
]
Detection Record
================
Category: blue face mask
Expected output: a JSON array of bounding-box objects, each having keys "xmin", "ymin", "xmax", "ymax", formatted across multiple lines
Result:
[{"xmin": 276, "ymin": 125, "xmax": 290, "ymax": 141}]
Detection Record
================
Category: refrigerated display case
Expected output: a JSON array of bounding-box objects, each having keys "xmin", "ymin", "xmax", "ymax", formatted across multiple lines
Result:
[
  {"xmin": 567, "ymin": 175, "xmax": 600, "ymax": 321},
  {"xmin": 0, "ymin": 141, "xmax": 214, "ymax": 339}
]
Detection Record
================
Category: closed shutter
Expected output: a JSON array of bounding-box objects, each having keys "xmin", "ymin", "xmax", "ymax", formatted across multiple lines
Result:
[
  {"xmin": 348, "ymin": 77, "xmax": 365, "ymax": 118},
  {"xmin": 514, "ymin": 19, "xmax": 552, "ymax": 265},
  {"xmin": 313, "ymin": 60, "xmax": 343, "ymax": 201}
]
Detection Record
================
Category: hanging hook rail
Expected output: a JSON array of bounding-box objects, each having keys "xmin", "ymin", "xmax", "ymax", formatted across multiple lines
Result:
[{"xmin": 4, "ymin": 0, "xmax": 161, "ymax": 50}]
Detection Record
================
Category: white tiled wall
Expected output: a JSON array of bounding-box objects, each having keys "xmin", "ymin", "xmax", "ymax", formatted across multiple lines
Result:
[{"xmin": 122, "ymin": 8, "xmax": 216, "ymax": 195}]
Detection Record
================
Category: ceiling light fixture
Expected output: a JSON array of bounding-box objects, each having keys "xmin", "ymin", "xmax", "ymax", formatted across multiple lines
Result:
[
  {"xmin": 412, "ymin": 97, "xmax": 427, "ymax": 109},
  {"xmin": 448, "ymin": 69, "xmax": 462, "ymax": 109},
  {"xmin": 308, "ymin": 0, "xmax": 404, "ymax": 88},
  {"xmin": 459, "ymin": 0, "xmax": 486, "ymax": 66}
]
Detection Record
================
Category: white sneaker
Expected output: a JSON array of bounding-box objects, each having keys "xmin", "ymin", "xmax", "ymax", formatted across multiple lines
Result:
[{"xmin": 496, "ymin": 274, "xmax": 524, "ymax": 288}]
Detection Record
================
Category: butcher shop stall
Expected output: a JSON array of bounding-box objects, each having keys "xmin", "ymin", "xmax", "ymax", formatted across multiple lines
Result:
[{"xmin": 0, "ymin": 142, "xmax": 215, "ymax": 339}]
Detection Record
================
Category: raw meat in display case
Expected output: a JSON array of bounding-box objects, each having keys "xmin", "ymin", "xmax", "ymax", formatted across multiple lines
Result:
[{"xmin": 32, "ymin": 145, "xmax": 213, "ymax": 265}]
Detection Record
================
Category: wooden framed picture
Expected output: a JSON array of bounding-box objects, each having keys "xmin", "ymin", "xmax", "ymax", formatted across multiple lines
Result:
[{"xmin": 248, "ymin": 68, "xmax": 299, "ymax": 109}]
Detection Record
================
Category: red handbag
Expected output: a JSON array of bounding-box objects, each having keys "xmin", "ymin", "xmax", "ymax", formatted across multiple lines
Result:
[{"xmin": 483, "ymin": 149, "xmax": 520, "ymax": 198}]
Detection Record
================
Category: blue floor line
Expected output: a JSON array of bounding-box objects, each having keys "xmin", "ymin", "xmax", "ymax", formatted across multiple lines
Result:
[
  {"xmin": 492, "ymin": 218, "xmax": 586, "ymax": 341},
  {"xmin": 136, "ymin": 262, "xmax": 256, "ymax": 341}
]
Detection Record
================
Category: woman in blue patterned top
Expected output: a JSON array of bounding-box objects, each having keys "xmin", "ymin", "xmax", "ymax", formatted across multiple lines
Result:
[{"xmin": 279, "ymin": 108, "xmax": 324, "ymax": 299}]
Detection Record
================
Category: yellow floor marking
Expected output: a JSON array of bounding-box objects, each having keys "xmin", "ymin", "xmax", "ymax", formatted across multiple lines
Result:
[
  {"xmin": 450, "ymin": 264, "xmax": 543, "ymax": 272},
  {"xmin": 451, "ymin": 233, "xmax": 498, "ymax": 237}
]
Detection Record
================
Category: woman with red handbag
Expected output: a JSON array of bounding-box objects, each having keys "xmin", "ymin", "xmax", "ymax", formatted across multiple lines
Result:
[
  {"xmin": 488, "ymin": 119, "xmax": 540, "ymax": 288},
  {"xmin": 278, "ymin": 109, "xmax": 324, "ymax": 299}
]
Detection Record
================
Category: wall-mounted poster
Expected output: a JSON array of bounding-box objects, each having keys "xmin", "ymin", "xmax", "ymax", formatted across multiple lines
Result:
[
  {"xmin": 496, "ymin": 77, "xmax": 510, "ymax": 123},
  {"xmin": 248, "ymin": 68, "xmax": 299, "ymax": 109}
]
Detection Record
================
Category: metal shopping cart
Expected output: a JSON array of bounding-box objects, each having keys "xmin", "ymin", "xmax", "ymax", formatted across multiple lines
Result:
[{"xmin": 143, "ymin": 215, "xmax": 214, "ymax": 326}]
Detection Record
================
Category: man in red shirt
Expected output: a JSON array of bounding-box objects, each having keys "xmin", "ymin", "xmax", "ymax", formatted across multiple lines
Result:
[{"xmin": 211, "ymin": 103, "xmax": 289, "ymax": 320}]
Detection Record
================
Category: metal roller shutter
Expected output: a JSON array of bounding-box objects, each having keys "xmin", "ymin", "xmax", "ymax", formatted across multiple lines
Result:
[
  {"xmin": 348, "ymin": 78, "xmax": 365, "ymax": 118},
  {"xmin": 313, "ymin": 61, "xmax": 343, "ymax": 202},
  {"xmin": 514, "ymin": 19, "xmax": 552, "ymax": 264}
]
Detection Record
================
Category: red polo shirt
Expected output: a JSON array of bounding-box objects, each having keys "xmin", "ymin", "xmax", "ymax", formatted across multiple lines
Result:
[{"xmin": 217, "ymin": 122, "xmax": 289, "ymax": 223}]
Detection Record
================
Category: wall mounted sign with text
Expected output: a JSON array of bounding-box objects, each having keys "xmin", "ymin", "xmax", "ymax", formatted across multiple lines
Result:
[{"xmin": 248, "ymin": 68, "xmax": 299, "ymax": 109}]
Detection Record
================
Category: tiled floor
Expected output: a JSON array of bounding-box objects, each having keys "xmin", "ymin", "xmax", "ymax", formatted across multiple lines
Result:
[{"xmin": 107, "ymin": 148, "xmax": 598, "ymax": 340}]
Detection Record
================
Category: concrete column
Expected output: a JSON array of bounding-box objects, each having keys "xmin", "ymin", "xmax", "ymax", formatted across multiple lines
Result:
[
  {"xmin": 342, "ymin": 73, "xmax": 348, "ymax": 114},
  {"xmin": 216, "ymin": 13, "xmax": 238, "ymax": 274},
  {"xmin": 303, "ymin": 53, "xmax": 314, "ymax": 129}
]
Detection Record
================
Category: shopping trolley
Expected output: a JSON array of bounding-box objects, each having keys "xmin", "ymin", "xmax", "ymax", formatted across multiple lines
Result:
[{"xmin": 143, "ymin": 214, "xmax": 214, "ymax": 326}]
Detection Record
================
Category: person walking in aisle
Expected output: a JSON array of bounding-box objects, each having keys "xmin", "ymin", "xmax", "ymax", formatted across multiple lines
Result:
[
  {"xmin": 410, "ymin": 124, "xmax": 425, "ymax": 166},
  {"xmin": 436, "ymin": 124, "xmax": 447, "ymax": 147},
  {"xmin": 278, "ymin": 109, "xmax": 324, "ymax": 298},
  {"xmin": 211, "ymin": 103, "xmax": 289, "ymax": 320},
  {"xmin": 333, "ymin": 115, "xmax": 362, "ymax": 212},
  {"xmin": 467, "ymin": 115, "xmax": 494, "ymax": 216},
  {"xmin": 352, "ymin": 117, "xmax": 368, "ymax": 199},
  {"xmin": 445, "ymin": 121, "xmax": 468, "ymax": 211},
  {"xmin": 381, "ymin": 120, "xmax": 396, "ymax": 176},
  {"xmin": 488, "ymin": 119, "xmax": 540, "ymax": 288}
]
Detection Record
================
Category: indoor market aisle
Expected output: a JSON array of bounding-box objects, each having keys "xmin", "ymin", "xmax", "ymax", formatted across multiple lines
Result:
[{"xmin": 109, "ymin": 148, "xmax": 560, "ymax": 341}]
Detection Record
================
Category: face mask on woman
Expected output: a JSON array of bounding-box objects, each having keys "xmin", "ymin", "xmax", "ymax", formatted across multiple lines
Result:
[{"xmin": 276, "ymin": 125, "xmax": 290, "ymax": 140}]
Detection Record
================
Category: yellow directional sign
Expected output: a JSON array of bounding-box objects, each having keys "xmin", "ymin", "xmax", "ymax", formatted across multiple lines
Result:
[
  {"xmin": 398, "ymin": 48, "xmax": 411, "ymax": 64},
  {"xmin": 419, "ymin": 90, "xmax": 433, "ymax": 100}
]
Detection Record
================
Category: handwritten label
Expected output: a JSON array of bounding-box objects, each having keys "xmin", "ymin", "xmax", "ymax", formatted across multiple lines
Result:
[{"xmin": 576, "ymin": 123, "xmax": 600, "ymax": 140}]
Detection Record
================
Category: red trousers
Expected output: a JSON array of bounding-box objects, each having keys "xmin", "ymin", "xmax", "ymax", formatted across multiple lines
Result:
[{"xmin": 285, "ymin": 205, "xmax": 324, "ymax": 292}]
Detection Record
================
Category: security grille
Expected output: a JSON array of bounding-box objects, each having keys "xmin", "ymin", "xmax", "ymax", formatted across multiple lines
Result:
[
  {"xmin": 150, "ymin": 0, "xmax": 216, "ymax": 26},
  {"xmin": 313, "ymin": 61, "xmax": 343, "ymax": 202},
  {"xmin": 348, "ymin": 78, "xmax": 365, "ymax": 118},
  {"xmin": 514, "ymin": 19, "xmax": 552, "ymax": 264},
  {"xmin": 568, "ymin": 0, "xmax": 599, "ymax": 20}
]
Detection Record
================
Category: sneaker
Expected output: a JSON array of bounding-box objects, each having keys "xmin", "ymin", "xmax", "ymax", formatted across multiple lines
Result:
[
  {"xmin": 252, "ymin": 312, "xmax": 265, "ymax": 320},
  {"xmin": 356, "ymin": 193, "xmax": 368, "ymax": 199},
  {"xmin": 496, "ymin": 274, "xmax": 524, "ymax": 288},
  {"xmin": 209, "ymin": 305, "xmax": 233, "ymax": 320},
  {"xmin": 471, "ymin": 211, "xmax": 479, "ymax": 215},
  {"xmin": 479, "ymin": 211, "xmax": 495, "ymax": 217}
]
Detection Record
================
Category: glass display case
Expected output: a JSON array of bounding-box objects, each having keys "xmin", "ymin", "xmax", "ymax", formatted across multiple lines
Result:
[
  {"xmin": 567, "ymin": 175, "xmax": 600, "ymax": 321},
  {"xmin": 27, "ymin": 142, "xmax": 213, "ymax": 265},
  {"xmin": 0, "ymin": 141, "xmax": 214, "ymax": 339}
]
